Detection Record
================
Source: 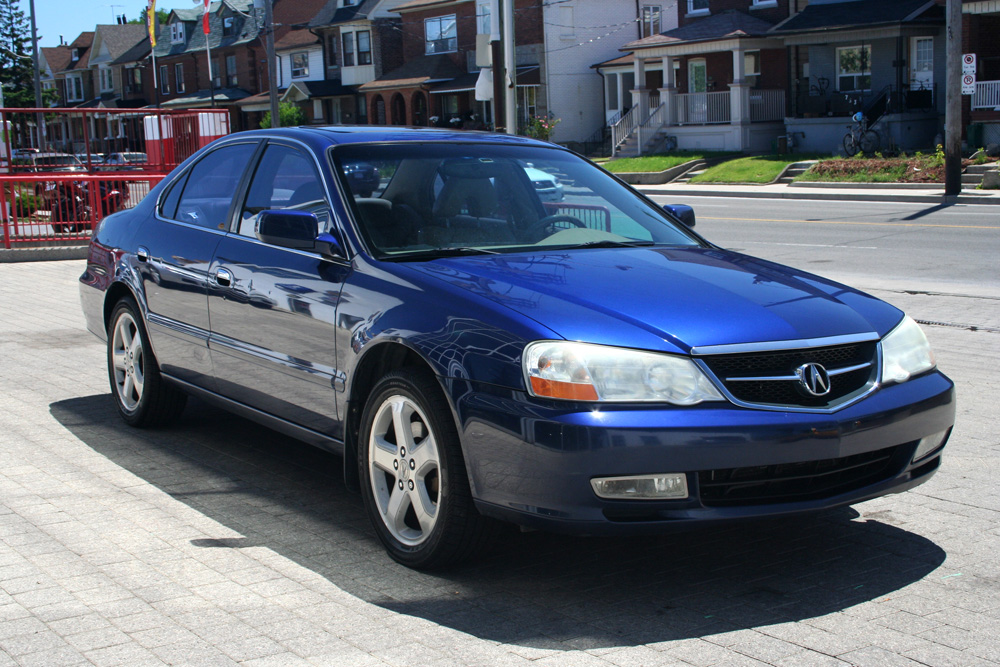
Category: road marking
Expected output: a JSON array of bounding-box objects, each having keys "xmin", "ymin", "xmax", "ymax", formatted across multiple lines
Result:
[
  {"xmin": 740, "ymin": 241, "xmax": 878, "ymax": 249},
  {"xmin": 699, "ymin": 216, "xmax": 996, "ymax": 230}
]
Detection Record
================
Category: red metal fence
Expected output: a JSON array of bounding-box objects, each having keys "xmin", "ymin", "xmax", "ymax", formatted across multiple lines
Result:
[{"xmin": 1, "ymin": 108, "xmax": 229, "ymax": 248}]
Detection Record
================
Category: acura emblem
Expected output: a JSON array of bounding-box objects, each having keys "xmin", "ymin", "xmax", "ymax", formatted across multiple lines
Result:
[{"xmin": 796, "ymin": 362, "xmax": 831, "ymax": 397}]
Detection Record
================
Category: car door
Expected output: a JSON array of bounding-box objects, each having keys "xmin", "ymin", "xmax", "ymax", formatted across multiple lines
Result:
[
  {"xmin": 207, "ymin": 140, "xmax": 351, "ymax": 437},
  {"xmin": 138, "ymin": 140, "xmax": 260, "ymax": 388}
]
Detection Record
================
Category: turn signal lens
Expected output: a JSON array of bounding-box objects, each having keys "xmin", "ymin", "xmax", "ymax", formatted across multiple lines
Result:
[{"xmin": 591, "ymin": 474, "xmax": 689, "ymax": 499}]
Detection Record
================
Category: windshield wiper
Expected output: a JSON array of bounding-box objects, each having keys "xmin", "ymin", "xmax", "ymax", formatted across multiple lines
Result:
[
  {"xmin": 569, "ymin": 240, "xmax": 656, "ymax": 249},
  {"xmin": 385, "ymin": 246, "xmax": 501, "ymax": 261}
]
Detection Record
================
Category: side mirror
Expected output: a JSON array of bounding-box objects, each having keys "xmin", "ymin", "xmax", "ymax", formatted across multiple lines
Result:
[
  {"xmin": 314, "ymin": 232, "xmax": 345, "ymax": 259},
  {"xmin": 256, "ymin": 210, "xmax": 345, "ymax": 258},
  {"xmin": 663, "ymin": 203, "xmax": 696, "ymax": 228}
]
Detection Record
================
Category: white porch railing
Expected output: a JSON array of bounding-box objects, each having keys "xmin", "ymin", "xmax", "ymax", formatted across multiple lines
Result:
[
  {"xmin": 749, "ymin": 89, "xmax": 785, "ymax": 122},
  {"xmin": 612, "ymin": 104, "xmax": 642, "ymax": 154},
  {"xmin": 637, "ymin": 103, "xmax": 668, "ymax": 153},
  {"xmin": 675, "ymin": 91, "xmax": 731, "ymax": 125},
  {"xmin": 973, "ymin": 80, "xmax": 1000, "ymax": 110}
]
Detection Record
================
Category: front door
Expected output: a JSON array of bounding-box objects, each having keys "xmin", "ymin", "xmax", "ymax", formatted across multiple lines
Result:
[
  {"xmin": 688, "ymin": 59, "xmax": 707, "ymax": 93},
  {"xmin": 910, "ymin": 37, "xmax": 934, "ymax": 90}
]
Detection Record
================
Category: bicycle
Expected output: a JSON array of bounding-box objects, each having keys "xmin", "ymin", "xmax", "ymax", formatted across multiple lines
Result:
[{"xmin": 843, "ymin": 112, "xmax": 880, "ymax": 157}]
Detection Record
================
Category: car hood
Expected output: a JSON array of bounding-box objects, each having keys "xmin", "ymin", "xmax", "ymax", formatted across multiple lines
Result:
[{"xmin": 408, "ymin": 247, "xmax": 902, "ymax": 354}]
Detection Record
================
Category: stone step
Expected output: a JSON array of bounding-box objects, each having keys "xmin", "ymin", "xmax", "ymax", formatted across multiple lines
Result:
[
  {"xmin": 962, "ymin": 173, "xmax": 984, "ymax": 185},
  {"xmin": 966, "ymin": 163, "xmax": 997, "ymax": 174}
]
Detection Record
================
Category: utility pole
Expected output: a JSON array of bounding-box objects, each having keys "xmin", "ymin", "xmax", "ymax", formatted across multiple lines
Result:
[
  {"xmin": 29, "ymin": 0, "xmax": 44, "ymax": 147},
  {"xmin": 502, "ymin": 0, "xmax": 515, "ymax": 135},
  {"xmin": 257, "ymin": 0, "xmax": 280, "ymax": 127},
  {"xmin": 944, "ymin": 0, "xmax": 962, "ymax": 196}
]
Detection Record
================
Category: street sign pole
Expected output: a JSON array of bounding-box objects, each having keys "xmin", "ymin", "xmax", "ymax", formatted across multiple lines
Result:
[{"xmin": 945, "ymin": 0, "xmax": 962, "ymax": 196}]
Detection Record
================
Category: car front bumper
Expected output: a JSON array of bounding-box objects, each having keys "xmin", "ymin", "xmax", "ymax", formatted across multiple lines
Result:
[{"xmin": 451, "ymin": 370, "xmax": 955, "ymax": 534}]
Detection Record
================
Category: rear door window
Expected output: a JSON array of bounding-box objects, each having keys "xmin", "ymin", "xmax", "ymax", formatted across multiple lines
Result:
[{"xmin": 171, "ymin": 142, "xmax": 257, "ymax": 230}]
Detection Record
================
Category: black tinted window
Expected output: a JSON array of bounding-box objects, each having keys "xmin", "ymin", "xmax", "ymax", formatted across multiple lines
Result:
[
  {"xmin": 173, "ymin": 143, "xmax": 257, "ymax": 230},
  {"xmin": 239, "ymin": 144, "xmax": 330, "ymax": 237}
]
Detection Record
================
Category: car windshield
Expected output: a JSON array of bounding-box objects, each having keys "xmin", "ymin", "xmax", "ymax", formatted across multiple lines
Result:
[
  {"xmin": 37, "ymin": 155, "xmax": 83, "ymax": 167},
  {"xmin": 331, "ymin": 143, "xmax": 701, "ymax": 260}
]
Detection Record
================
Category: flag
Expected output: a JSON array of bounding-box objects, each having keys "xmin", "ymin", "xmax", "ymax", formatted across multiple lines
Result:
[
  {"xmin": 203, "ymin": 0, "xmax": 211, "ymax": 35},
  {"xmin": 146, "ymin": 0, "xmax": 157, "ymax": 47}
]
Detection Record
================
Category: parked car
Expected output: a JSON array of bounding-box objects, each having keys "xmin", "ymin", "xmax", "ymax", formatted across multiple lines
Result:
[
  {"xmin": 12, "ymin": 152, "xmax": 86, "ymax": 173},
  {"xmin": 523, "ymin": 163, "xmax": 564, "ymax": 202},
  {"xmin": 79, "ymin": 127, "xmax": 955, "ymax": 570},
  {"xmin": 102, "ymin": 152, "xmax": 147, "ymax": 170},
  {"xmin": 341, "ymin": 161, "xmax": 380, "ymax": 197},
  {"xmin": 76, "ymin": 152, "xmax": 105, "ymax": 166}
]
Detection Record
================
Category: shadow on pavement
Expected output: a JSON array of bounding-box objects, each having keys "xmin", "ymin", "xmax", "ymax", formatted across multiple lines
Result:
[{"xmin": 51, "ymin": 394, "xmax": 946, "ymax": 650}]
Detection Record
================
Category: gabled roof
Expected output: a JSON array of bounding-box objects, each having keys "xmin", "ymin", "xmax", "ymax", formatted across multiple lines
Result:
[
  {"xmin": 308, "ymin": 0, "xmax": 381, "ymax": 28},
  {"xmin": 154, "ymin": 0, "xmax": 257, "ymax": 58},
  {"xmin": 91, "ymin": 24, "xmax": 149, "ymax": 64},
  {"xmin": 395, "ymin": 0, "xmax": 466, "ymax": 12},
  {"xmin": 62, "ymin": 32, "xmax": 95, "ymax": 71},
  {"xmin": 770, "ymin": 0, "xmax": 939, "ymax": 34},
  {"xmin": 274, "ymin": 29, "xmax": 321, "ymax": 51},
  {"xmin": 623, "ymin": 10, "xmax": 774, "ymax": 50},
  {"xmin": 40, "ymin": 46, "xmax": 73, "ymax": 78},
  {"xmin": 358, "ymin": 53, "xmax": 465, "ymax": 91}
]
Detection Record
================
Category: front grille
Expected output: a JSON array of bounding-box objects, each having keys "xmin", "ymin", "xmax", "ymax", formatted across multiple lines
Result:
[
  {"xmin": 699, "ymin": 341, "xmax": 878, "ymax": 409},
  {"xmin": 698, "ymin": 445, "xmax": 905, "ymax": 507}
]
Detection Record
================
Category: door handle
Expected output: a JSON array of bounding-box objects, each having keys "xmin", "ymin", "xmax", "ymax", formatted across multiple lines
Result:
[
  {"xmin": 215, "ymin": 267, "xmax": 233, "ymax": 287},
  {"xmin": 136, "ymin": 246, "xmax": 149, "ymax": 262}
]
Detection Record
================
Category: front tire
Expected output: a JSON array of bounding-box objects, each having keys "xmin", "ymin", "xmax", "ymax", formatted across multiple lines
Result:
[
  {"xmin": 358, "ymin": 369, "xmax": 495, "ymax": 569},
  {"xmin": 107, "ymin": 298, "xmax": 186, "ymax": 427}
]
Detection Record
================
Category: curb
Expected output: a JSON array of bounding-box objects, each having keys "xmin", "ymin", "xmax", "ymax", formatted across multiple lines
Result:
[
  {"xmin": 637, "ymin": 187, "xmax": 999, "ymax": 205},
  {"xmin": 0, "ymin": 246, "xmax": 89, "ymax": 263}
]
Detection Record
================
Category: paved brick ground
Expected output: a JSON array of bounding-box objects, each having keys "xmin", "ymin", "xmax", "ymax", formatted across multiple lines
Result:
[{"xmin": 1, "ymin": 260, "xmax": 998, "ymax": 666}]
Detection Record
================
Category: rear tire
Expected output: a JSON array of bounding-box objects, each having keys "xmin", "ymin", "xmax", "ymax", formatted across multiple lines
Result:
[
  {"xmin": 843, "ymin": 133, "xmax": 860, "ymax": 157},
  {"xmin": 358, "ymin": 368, "xmax": 497, "ymax": 569},
  {"xmin": 860, "ymin": 130, "xmax": 880, "ymax": 156},
  {"xmin": 107, "ymin": 297, "xmax": 186, "ymax": 427}
]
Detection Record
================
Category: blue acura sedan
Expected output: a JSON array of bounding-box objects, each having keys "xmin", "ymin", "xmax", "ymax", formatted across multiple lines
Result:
[{"xmin": 80, "ymin": 127, "xmax": 954, "ymax": 569}]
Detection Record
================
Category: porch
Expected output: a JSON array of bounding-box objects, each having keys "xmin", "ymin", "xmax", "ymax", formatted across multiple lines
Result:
[{"xmin": 609, "ymin": 10, "xmax": 787, "ymax": 156}]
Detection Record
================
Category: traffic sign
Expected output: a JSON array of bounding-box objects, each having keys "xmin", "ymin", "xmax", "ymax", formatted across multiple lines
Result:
[
  {"xmin": 963, "ymin": 53, "xmax": 977, "ymax": 74},
  {"xmin": 962, "ymin": 73, "xmax": 976, "ymax": 95}
]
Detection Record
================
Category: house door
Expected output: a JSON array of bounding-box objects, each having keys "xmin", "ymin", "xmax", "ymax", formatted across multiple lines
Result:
[
  {"xmin": 910, "ymin": 37, "xmax": 934, "ymax": 90},
  {"xmin": 688, "ymin": 59, "xmax": 707, "ymax": 93}
]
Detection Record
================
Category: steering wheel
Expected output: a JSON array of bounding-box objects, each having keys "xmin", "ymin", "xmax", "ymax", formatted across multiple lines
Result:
[{"xmin": 525, "ymin": 214, "xmax": 585, "ymax": 240}]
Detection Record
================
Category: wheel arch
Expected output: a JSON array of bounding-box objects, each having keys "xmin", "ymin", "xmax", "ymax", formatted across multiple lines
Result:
[{"xmin": 343, "ymin": 340, "xmax": 446, "ymax": 492}]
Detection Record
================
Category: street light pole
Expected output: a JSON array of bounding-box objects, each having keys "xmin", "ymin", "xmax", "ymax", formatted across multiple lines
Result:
[
  {"xmin": 259, "ymin": 0, "xmax": 280, "ymax": 127},
  {"xmin": 28, "ymin": 0, "xmax": 45, "ymax": 148}
]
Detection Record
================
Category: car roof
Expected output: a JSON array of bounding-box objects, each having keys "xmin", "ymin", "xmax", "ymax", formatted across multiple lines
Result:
[{"xmin": 231, "ymin": 125, "xmax": 555, "ymax": 149}]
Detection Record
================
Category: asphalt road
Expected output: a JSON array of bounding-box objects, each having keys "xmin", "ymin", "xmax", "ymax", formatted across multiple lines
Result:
[{"xmin": 647, "ymin": 196, "xmax": 1000, "ymax": 299}]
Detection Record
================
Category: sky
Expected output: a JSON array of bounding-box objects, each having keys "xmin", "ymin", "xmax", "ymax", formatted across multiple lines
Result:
[{"xmin": 24, "ymin": 0, "xmax": 197, "ymax": 49}]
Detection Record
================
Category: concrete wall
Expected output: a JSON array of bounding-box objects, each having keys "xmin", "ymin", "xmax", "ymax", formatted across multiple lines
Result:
[{"xmin": 785, "ymin": 113, "xmax": 940, "ymax": 154}]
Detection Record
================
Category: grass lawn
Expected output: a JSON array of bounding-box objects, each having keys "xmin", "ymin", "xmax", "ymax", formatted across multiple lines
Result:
[
  {"xmin": 689, "ymin": 154, "xmax": 825, "ymax": 184},
  {"xmin": 602, "ymin": 151, "xmax": 730, "ymax": 173}
]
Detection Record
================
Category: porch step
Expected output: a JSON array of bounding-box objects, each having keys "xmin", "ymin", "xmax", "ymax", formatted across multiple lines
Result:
[
  {"xmin": 777, "ymin": 161, "xmax": 819, "ymax": 184},
  {"xmin": 962, "ymin": 173, "xmax": 985, "ymax": 185},
  {"xmin": 965, "ymin": 163, "xmax": 996, "ymax": 174}
]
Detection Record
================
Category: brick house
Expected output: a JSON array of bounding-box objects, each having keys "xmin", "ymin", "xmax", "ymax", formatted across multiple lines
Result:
[
  {"xmin": 358, "ymin": 0, "xmax": 543, "ymax": 131},
  {"xmin": 962, "ymin": 1, "xmax": 1000, "ymax": 147}
]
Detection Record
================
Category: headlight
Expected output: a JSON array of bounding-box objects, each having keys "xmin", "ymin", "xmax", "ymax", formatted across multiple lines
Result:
[
  {"xmin": 523, "ymin": 341, "xmax": 725, "ymax": 404},
  {"xmin": 880, "ymin": 316, "xmax": 935, "ymax": 384}
]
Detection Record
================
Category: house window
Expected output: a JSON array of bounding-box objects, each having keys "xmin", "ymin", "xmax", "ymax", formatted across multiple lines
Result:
[
  {"xmin": 291, "ymin": 52, "xmax": 309, "ymax": 78},
  {"xmin": 71, "ymin": 48, "xmax": 80, "ymax": 62},
  {"xmin": 170, "ymin": 22, "xmax": 185, "ymax": 44},
  {"xmin": 175, "ymin": 63, "xmax": 185, "ymax": 93},
  {"xmin": 67, "ymin": 75, "xmax": 83, "ymax": 101},
  {"xmin": 606, "ymin": 74, "xmax": 618, "ymax": 111},
  {"xmin": 159, "ymin": 65, "xmax": 169, "ymax": 94},
  {"xmin": 425, "ymin": 15, "xmax": 457, "ymax": 54},
  {"xmin": 226, "ymin": 54, "xmax": 237, "ymax": 86},
  {"xmin": 837, "ymin": 45, "xmax": 871, "ymax": 92},
  {"xmin": 327, "ymin": 33, "xmax": 338, "ymax": 67},
  {"xmin": 687, "ymin": 0, "xmax": 709, "ymax": 15},
  {"xmin": 342, "ymin": 32, "xmax": 355, "ymax": 66},
  {"xmin": 517, "ymin": 87, "xmax": 536, "ymax": 126},
  {"xmin": 313, "ymin": 99, "xmax": 324, "ymax": 121},
  {"xmin": 100, "ymin": 67, "xmax": 114, "ymax": 92},
  {"xmin": 744, "ymin": 50, "xmax": 760, "ymax": 87},
  {"xmin": 222, "ymin": 16, "xmax": 235, "ymax": 36},
  {"xmin": 129, "ymin": 67, "xmax": 142, "ymax": 87},
  {"xmin": 477, "ymin": 0, "xmax": 491, "ymax": 34},
  {"xmin": 357, "ymin": 31, "xmax": 371, "ymax": 65},
  {"xmin": 559, "ymin": 6, "xmax": 574, "ymax": 39},
  {"xmin": 211, "ymin": 59, "xmax": 221, "ymax": 87},
  {"xmin": 641, "ymin": 6, "xmax": 661, "ymax": 38}
]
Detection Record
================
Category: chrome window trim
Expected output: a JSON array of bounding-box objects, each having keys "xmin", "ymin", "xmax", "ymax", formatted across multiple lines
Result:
[{"xmin": 690, "ymin": 332, "xmax": 879, "ymax": 357}]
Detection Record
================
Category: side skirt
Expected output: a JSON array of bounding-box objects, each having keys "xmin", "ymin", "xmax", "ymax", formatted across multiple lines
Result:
[{"xmin": 163, "ymin": 374, "xmax": 345, "ymax": 457}]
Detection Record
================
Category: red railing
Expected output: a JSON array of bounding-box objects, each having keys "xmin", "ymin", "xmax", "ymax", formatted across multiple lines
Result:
[{"xmin": 0, "ymin": 107, "xmax": 229, "ymax": 248}]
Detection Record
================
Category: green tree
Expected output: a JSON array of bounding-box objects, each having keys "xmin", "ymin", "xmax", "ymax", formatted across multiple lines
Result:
[
  {"xmin": 128, "ymin": 10, "xmax": 170, "ymax": 26},
  {"xmin": 0, "ymin": 0, "xmax": 35, "ymax": 107},
  {"xmin": 259, "ymin": 102, "xmax": 305, "ymax": 129}
]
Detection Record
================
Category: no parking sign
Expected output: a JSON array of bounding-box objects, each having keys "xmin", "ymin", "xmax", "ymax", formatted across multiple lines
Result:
[{"xmin": 962, "ymin": 73, "xmax": 976, "ymax": 95}]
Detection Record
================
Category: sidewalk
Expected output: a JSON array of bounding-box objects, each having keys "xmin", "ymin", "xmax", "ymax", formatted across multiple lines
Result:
[{"xmin": 638, "ymin": 181, "xmax": 1000, "ymax": 204}]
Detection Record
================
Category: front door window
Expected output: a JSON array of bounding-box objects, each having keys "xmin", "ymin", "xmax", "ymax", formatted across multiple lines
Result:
[
  {"xmin": 688, "ymin": 59, "xmax": 707, "ymax": 94},
  {"xmin": 910, "ymin": 37, "xmax": 933, "ymax": 90}
]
